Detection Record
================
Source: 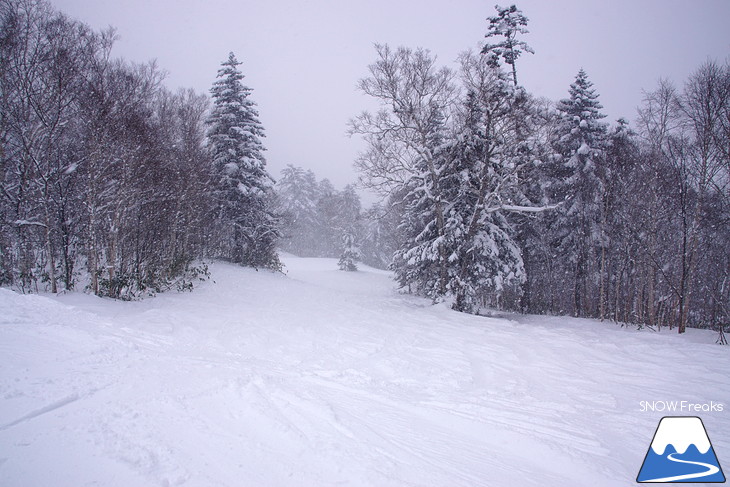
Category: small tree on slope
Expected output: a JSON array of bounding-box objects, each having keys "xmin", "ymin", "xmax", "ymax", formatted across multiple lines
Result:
[
  {"xmin": 206, "ymin": 52, "xmax": 280, "ymax": 269},
  {"xmin": 338, "ymin": 232, "xmax": 360, "ymax": 271}
]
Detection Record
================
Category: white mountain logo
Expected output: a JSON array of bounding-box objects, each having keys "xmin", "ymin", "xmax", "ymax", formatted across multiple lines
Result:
[{"xmin": 637, "ymin": 416, "xmax": 725, "ymax": 483}]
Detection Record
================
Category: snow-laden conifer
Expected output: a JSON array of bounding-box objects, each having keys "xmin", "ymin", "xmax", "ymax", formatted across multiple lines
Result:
[
  {"xmin": 206, "ymin": 52, "xmax": 280, "ymax": 269},
  {"xmin": 338, "ymin": 232, "xmax": 360, "ymax": 271},
  {"xmin": 276, "ymin": 165, "xmax": 320, "ymax": 256},
  {"xmin": 353, "ymin": 46, "xmax": 548, "ymax": 314},
  {"xmin": 481, "ymin": 4, "xmax": 534, "ymax": 86},
  {"xmin": 547, "ymin": 69, "xmax": 608, "ymax": 316}
]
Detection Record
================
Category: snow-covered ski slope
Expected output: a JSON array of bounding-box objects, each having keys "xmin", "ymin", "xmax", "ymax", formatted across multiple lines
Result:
[{"xmin": 1, "ymin": 255, "xmax": 728, "ymax": 486}]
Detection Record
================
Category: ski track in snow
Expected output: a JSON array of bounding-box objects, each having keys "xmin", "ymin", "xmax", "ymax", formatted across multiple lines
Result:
[
  {"xmin": 0, "ymin": 393, "xmax": 81, "ymax": 431},
  {"xmin": 0, "ymin": 254, "xmax": 728, "ymax": 486}
]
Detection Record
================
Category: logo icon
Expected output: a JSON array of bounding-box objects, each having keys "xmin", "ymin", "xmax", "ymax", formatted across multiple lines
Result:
[{"xmin": 637, "ymin": 416, "xmax": 725, "ymax": 483}]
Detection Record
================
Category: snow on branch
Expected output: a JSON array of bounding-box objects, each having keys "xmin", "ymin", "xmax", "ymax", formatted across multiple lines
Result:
[{"xmin": 486, "ymin": 203, "xmax": 561, "ymax": 214}]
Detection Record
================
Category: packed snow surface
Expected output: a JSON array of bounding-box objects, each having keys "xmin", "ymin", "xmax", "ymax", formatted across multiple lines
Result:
[{"xmin": 1, "ymin": 255, "xmax": 728, "ymax": 486}]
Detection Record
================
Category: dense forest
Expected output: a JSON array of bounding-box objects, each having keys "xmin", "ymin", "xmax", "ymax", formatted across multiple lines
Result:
[
  {"xmin": 284, "ymin": 7, "xmax": 730, "ymax": 335},
  {"xmin": 1, "ymin": 0, "xmax": 728, "ymax": 335},
  {"xmin": 0, "ymin": 0, "xmax": 279, "ymax": 300}
]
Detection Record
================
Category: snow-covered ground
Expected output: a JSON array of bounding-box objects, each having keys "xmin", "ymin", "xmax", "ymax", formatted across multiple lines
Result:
[{"xmin": 1, "ymin": 255, "xmax": 728, "ymax": 486}]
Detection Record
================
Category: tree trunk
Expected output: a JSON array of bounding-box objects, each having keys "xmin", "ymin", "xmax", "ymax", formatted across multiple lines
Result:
[
  {"xmin": 43, "ymin": 204, "xmax": 57, "ymax": 294},
  {"xmin": 599, "ymin": 245, "xmax": 606, "ymax": 321}
]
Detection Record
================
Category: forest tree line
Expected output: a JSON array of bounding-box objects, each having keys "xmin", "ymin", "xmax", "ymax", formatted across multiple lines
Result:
[
  {"xmin": 278, "ymin": 5, "xmax": 729, "ymax": 334},
  {"xmin": 1, "ymin": 0, "xmax": 728, "ymax": 335},
  {"xmin": 340, "ymin": 5, "xmax": 729, "ymax": 333},
  {"xmin": 0, "ymin": 0, "xmax": 278, "ymax": 298}
]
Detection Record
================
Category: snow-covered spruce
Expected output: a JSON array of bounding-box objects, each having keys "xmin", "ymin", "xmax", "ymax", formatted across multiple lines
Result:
[
  {"xmin": 338, "ymin": 232, "xmax": 360, "ymax": 271},
  {"xmin": 544, "ymin": 68, "xmax": 608, "ymax": 317},
  {"xmin": 353, "ymin": 46, "xmax": 547, "ymax": 314},
  {"xmin": 206, "ymin": 52, "xmax": 281, "ymax": 270}
]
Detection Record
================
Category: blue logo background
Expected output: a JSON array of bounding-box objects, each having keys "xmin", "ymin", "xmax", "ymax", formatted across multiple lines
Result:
[{"xmin": 637, "ymin": 416, "xmax": 725, "ymax": 483}]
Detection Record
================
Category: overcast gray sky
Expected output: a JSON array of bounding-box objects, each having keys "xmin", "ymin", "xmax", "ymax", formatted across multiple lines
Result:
[{"xmin": 51, "ymin": 0, "xmax": 730, "ymax": 194}]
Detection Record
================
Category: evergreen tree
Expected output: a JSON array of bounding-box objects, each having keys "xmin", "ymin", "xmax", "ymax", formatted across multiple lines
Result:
[
  {"xmin": 547, "ymin": 69, "xmax": 608, "ymax": 316},
  {"xmin": 333, "ymin": 184, "xmax": 362, "ymax": 235},
  {"xmin": 276, "ymin": 165, "xmax": 320, "ymax": 256},
  {"xmin": 332, "ymin": 184, "xmax": 362, "ymax": 265},
  {"xmin": 509, "ymin": 98, "xmax": 560, "ymax": 314},
  {"xmin": 338, "ymin": 232, "xmax": 360, "ymax": 271},
  {"xmin": 206, "ymin": 52, "xmax": 280, "ymax": 269},
  {"xmin": 443, "ymin": 88, "xmax": 527, "ymax": 313},
  {"xmin": 353, "ymin": 45, "xmax": 548, "ymax": 314},
  {"xmin": 481, "ymin": 4, "xmax": 534, "ymax": 86}
]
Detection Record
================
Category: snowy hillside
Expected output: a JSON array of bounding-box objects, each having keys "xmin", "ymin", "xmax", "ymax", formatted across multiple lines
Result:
[{"xmin": 1, "ymin": 255, "xmax": 728, "ymax": 486}]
